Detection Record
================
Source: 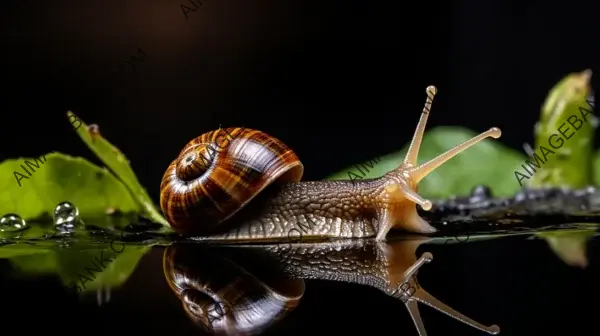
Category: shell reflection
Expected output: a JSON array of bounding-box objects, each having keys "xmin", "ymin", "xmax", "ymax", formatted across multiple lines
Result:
[{"xmin": 163, "ymin": 245, "xmax": 304, "ymax": 335}]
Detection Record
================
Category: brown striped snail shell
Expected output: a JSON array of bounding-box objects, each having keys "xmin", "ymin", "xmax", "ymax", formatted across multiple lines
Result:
[
  {"xmin": 160, "ymin": 128, "xmax": 304, "ymax": 235},
  {"xmin": 163, "ymin": 244, "xmax": 304, "ymax": 335}
]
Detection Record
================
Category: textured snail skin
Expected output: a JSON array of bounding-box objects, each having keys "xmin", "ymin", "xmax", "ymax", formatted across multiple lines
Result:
[
  {"xmin": 160, "ymin": 86, "xmax": 502, "ymax": 242},
  {"xmin": 200, "ymin": 178, "xmax": 390, "ymax": 240}
]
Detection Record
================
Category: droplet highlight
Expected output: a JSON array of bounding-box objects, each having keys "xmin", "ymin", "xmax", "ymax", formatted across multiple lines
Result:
[
  {"xmin": 53, "ymin": 202, "xmax": 80, "ymax": 233},
  {"xmin": 471, "ymin": 185, "xmax": 492, "ymax": 199},
  {"xmin": 0, "ymin": 213, "xmax": 28, "ymax": 232}
]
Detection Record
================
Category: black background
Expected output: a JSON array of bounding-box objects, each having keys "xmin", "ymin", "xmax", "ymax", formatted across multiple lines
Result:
[
  {"xmin": 1, "ymin": 0, "xmax": 600, "ymax": 335},
  {"xmin": 2, "ymin": 0, "xmax": 599, "ymax": 188}
]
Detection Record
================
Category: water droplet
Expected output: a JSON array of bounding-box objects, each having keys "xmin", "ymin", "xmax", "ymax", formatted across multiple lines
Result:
[
  {"xmin": 53, "ymin": 202, "xmax": 80, "ymax": 233},
  {"xmin": 0, "ymin": 213, "xmax": 28, "ymax": 232},
  {"xmin": 471, "ymin": 185, "xmax": 492, "ymax": 199},
  {"xmin": 514, "ymin": 192, "xmax": 526, "ymax": 202}
]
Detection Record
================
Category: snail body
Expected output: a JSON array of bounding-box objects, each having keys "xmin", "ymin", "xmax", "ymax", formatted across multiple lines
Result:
[{"xmin": 160, "ymin": 85, "xmax": 502, "ymax": 242}]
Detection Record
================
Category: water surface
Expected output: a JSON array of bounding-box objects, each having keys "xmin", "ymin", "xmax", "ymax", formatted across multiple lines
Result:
[{"xmin": 1, "ymin": 187, "xmax": 599, "ymax": 335}]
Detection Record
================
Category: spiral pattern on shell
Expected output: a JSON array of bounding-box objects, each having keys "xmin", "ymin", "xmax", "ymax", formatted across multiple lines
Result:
[{"xmin": 160, "ymin": 127, "xmax": 304, "ymax": 234}]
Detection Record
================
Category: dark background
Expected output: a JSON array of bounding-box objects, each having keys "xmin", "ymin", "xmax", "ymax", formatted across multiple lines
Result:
[
  {"xmin": 2, "ymin": 0, "xmax": 599, "ymax": 189},
  {"xmin": 1, "ymin": 0, "xmax": 600, "ymax": 335}
]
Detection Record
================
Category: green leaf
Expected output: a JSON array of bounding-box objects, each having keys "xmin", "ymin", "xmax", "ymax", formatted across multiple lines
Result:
[
  {"xmin": 537, "ymin": 227, "xmax": 596, "ymax": 268},
  {"xmin": 68, "ymin": 111, "xmax": 169, "ymax": 227},
  {"xmin": 0, "ymin": 112, "xmax": 168, "ymax": 230},
  {"xmin": 0, "ymin": 153, "xmax": 140, "ymax": 227},
  {"xmin": 9, "ymin": 251, "xmax": 57, "ymax": 274},
  {"xmin": 326, "ymin": 126, "xmax": 527, "ymax": 198},
  {"xmin": 55, "ymin": 244, "xmax": 150, "ymax": 291},
  {"xmin": 8, "ymin": 243, "xmax": 150, "ymax": 291},
  {"xmin": 0, "ymin": 242, "xmax": 53, "ymax": 259},
  {"xmin": 530, "ymin": 69, "xmax": 595, "ymax": 189}
]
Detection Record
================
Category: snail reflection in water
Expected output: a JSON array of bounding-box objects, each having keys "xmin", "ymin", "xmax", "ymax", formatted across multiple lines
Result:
[
  {"xmin": 163, "ymin": 239, "xmax": 500, "ymax": 335},
  {"xmin": 163, "ymin": 244, "xmax": 305, "ymax": 335},
  {"xmin": 160, "ymin": 85, "xmax": 502, "ymax": 241}
]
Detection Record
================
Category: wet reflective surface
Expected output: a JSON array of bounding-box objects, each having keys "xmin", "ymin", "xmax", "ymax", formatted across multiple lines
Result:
[{"xmin": 1, "ymin": 187, "xmax": 600, "ymax": 335}]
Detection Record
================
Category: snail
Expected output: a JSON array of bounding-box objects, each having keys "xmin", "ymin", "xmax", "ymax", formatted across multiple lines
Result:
[
  {"xmin": 163, "ymin": 239, "xmax": 500, "ymax": 335},
  {"xmin": 160, "ymin": 85, "xmax": 502, "ymax": 241}
]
